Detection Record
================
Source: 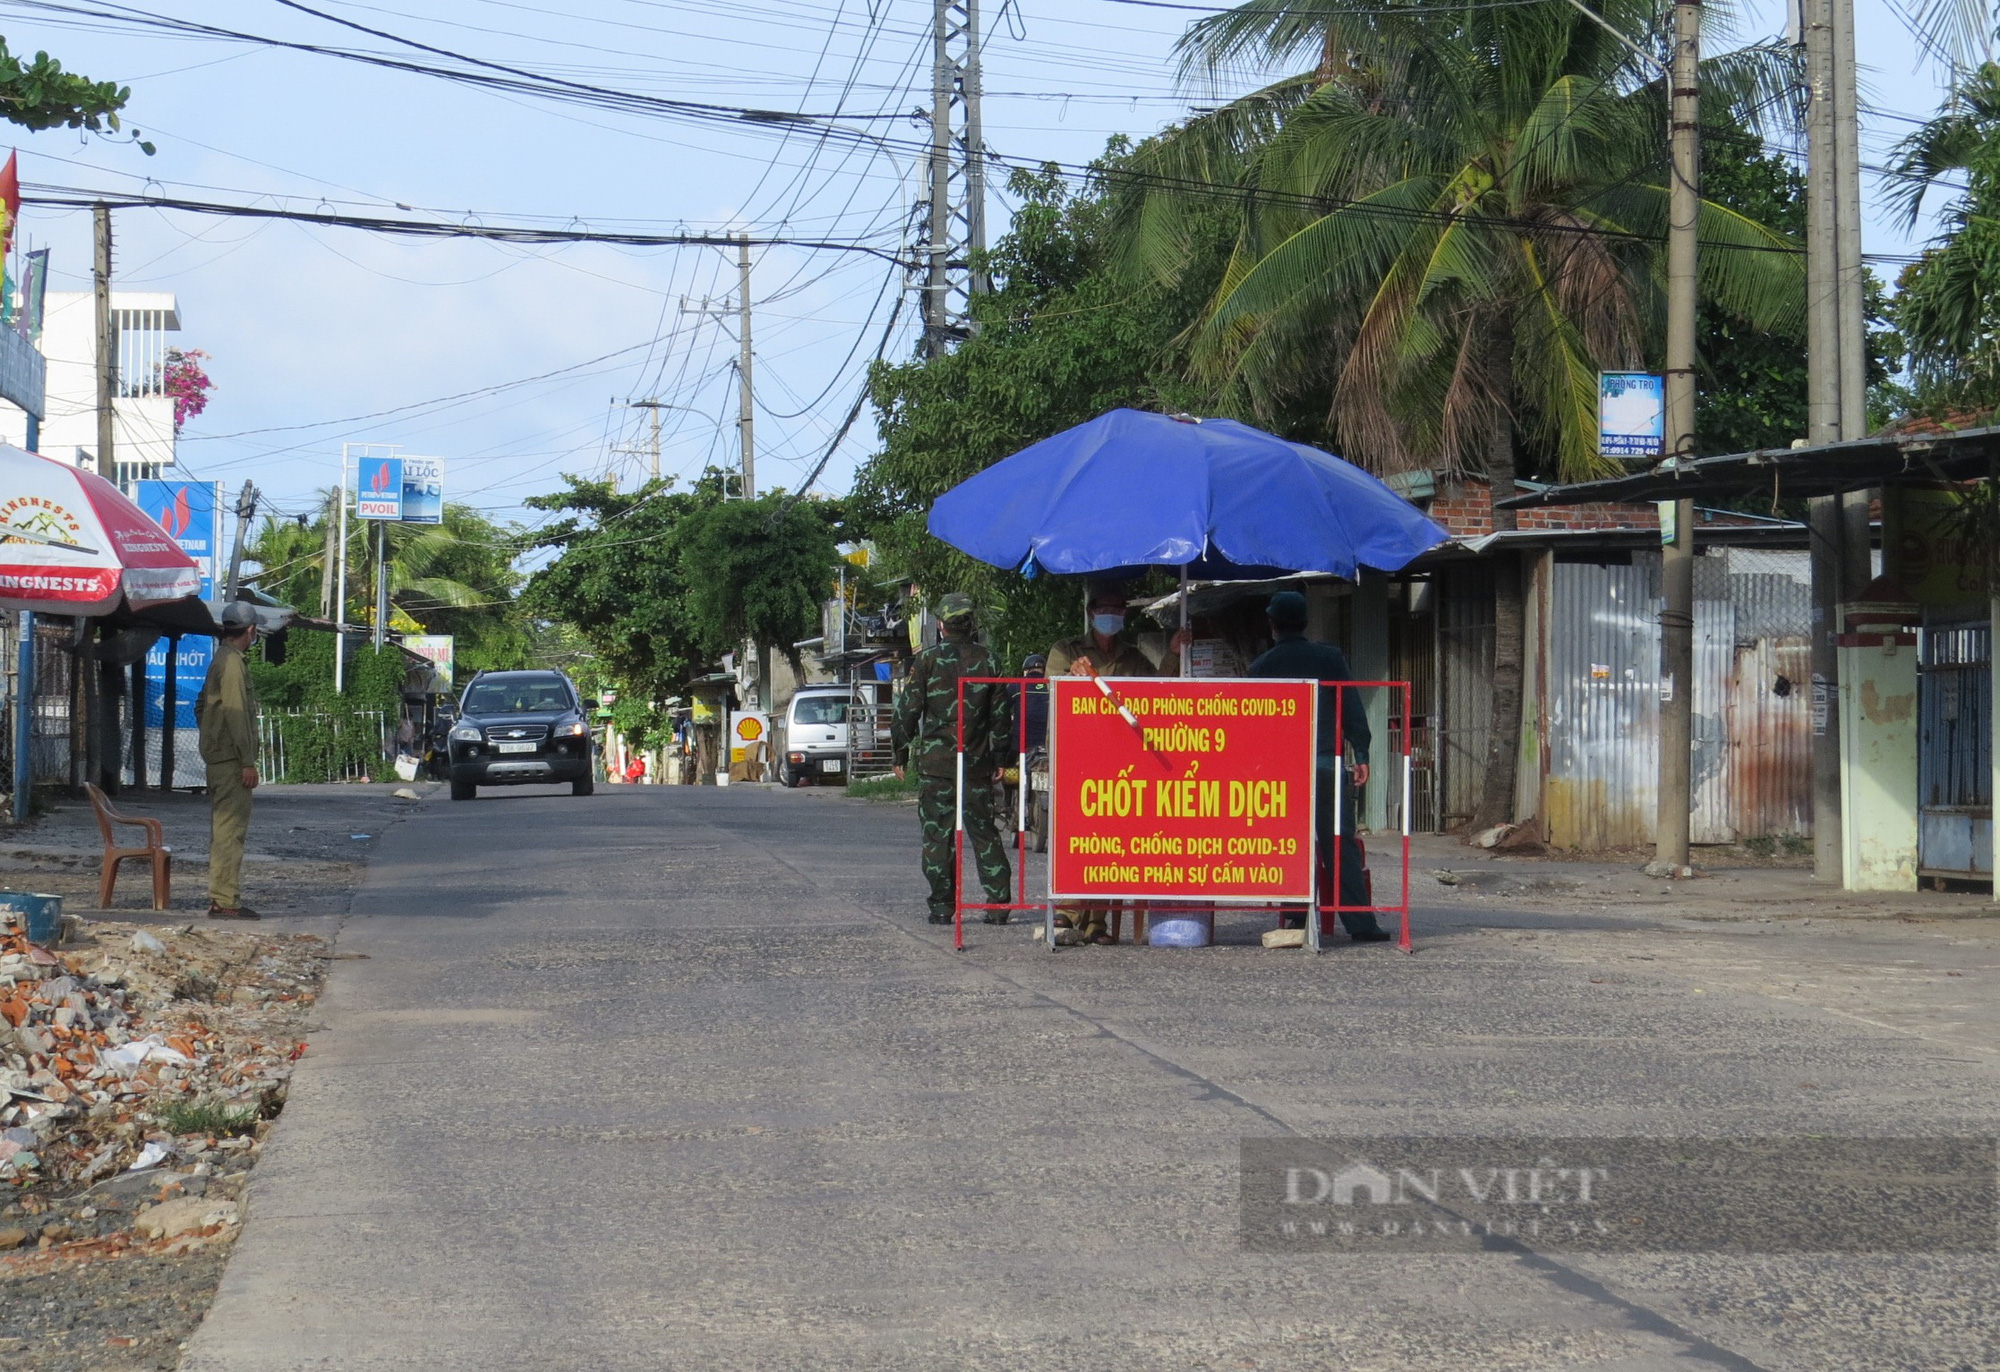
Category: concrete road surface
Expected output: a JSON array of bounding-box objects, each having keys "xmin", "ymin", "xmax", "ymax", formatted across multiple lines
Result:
[{"xmin": 184, "ymin": 783, "xmax": 2000, "ymax": 1371}]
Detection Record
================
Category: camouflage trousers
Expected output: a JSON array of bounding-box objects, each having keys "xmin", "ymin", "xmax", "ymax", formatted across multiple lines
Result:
[{"xmin": 917, "ymin": 772, "xmax": 1012, "ymax": 914}]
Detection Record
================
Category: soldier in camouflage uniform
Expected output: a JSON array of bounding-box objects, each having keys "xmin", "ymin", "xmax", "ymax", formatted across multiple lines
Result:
[{"xmin": 892, "ymin": 592, "xmax": 1015, "ymax": 924}]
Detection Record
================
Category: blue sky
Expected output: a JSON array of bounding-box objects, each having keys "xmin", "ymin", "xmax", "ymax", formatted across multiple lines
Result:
[{"xmin": 0, "ymin": 0, "xmax": 1964, "ymax": 546}]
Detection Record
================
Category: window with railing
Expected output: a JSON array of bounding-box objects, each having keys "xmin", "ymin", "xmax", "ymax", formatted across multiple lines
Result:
[{"xmin": 115, "ymin": 308, "xmax": 175, "ymax": 398}]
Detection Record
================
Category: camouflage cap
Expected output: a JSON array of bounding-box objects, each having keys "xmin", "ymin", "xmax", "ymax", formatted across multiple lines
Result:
[{"xmin": 936, "ymin": 591, "xmax": 976, "ymax": 621}]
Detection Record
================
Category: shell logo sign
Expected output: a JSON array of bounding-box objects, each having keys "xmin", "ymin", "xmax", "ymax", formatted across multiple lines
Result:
[{"xmin": 729, "ymin": 712, "xmax": 768, "ymax": 766}]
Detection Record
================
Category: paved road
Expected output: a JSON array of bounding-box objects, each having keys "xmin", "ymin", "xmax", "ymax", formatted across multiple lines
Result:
[{"xmin": 185, "ymin": 783, "xmax": 2000, "ymax": 1371}]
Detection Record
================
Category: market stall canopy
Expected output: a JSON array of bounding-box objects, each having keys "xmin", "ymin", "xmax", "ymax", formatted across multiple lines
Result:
[
  {"xmin": 928, "ymin": 409, "xmax": 1448, "ymax": 581},
  {"xmin": 0, "ymin": 444, "xmax": 201, "ymax": 615}
]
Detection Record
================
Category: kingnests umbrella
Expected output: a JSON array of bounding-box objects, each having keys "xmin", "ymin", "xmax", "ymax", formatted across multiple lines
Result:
[
  {"xmin": 0, "ymin": 444, "xmax": 202, "ymax": 616},
  {"xmin": 928, "ymin": 409, "xmax": 1447, "ymax": 583}
]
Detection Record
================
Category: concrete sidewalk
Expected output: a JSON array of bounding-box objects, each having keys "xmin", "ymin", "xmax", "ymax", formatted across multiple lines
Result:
[{"xmin": 182, "ymin": 784, "xmax": 2000, "ymax": 1371}]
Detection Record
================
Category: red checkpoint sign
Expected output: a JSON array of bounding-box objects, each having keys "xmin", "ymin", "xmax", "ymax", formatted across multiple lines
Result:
[{"xmin": 1049, "ymin": 677, "xmax": 1318, "ymax": 902}]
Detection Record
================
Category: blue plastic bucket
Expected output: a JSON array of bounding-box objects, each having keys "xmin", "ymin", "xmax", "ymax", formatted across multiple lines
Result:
[{"xmin": 0, "ymin": 891, "xmax": 63, "ymax": 945}]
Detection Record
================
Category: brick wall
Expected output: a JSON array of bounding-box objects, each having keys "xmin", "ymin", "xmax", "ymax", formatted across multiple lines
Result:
[
  {"xmin": 1421, "ymin": 478, "xmax": 1771, "ymax": 538},
  {"xmin": 1424, "ymin": 478, "xmax": 1660, "ymax": 538}
]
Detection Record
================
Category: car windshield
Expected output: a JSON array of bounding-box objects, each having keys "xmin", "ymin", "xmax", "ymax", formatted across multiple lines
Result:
[
  {"xmin": 464, "ymin": 681, "xmax": 570, "ymax": 714},
  {"xmin": 794, "ymin": 696, "xmax": 847, "ymax": 725}
]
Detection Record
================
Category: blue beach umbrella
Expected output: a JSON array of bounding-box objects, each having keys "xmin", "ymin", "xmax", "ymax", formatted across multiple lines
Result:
[{"xmin": 928, "ymin": 408, "xmax": 1448, "ymax": 583}]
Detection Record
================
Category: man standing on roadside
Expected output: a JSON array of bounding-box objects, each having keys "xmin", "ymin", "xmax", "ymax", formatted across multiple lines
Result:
[
  {"xmin": 893, "ymin": 593, "xmax": 1014, "ymax": 924},
  {"xmin": 1248, "ymin": 590, "xmax": 1391, "ymax": 942},
  {"xmin": 197, "ymin": 602, "xmax": 263, "ymax": 920}
]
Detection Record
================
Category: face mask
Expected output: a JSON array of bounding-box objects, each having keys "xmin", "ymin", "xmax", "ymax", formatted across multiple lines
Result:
[{"xmin": 1091, "ymin": 612, "xmax": 1125, "ymax": 636}]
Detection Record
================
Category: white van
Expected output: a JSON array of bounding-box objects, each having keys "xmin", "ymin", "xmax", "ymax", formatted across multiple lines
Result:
[{"xmin": 776, "ymin": 685, "xmax": 852, "ymax": 787}]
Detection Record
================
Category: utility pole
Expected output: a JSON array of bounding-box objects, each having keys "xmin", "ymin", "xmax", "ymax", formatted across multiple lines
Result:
[
  {"xmin": 1802, "ymin": 0, "xmax": 1859, "ymax": 882},
  {"xmin": 92, "ymin": 204, "xmax": 114, "ymax": 483},
  {"xmin": 738, "ymin": 233, "xmax": 770, "ymax": 714},
  {"xmin": 922, "ymin": 0, "xmax": 987, "ymax": 352},
  {"xmin": 319, "ymin": 487, "xmax": 338, "ymax": 619},
  {"xmin": 737, "ymin": 234, "xmax": 755, "ymax": 500},
  {"xmin": 1832, "ymin": 0, "xmax": 1871, "ymax": 592},
  {"xmin": 1653, "ymin": 0, "xmax": 1701, "ymax": 872},
  {"xmin": 222, "ymin": 482, "xmax": 257, "ymax": 603},
  {"xmin": 374, "ymin": 521, "xmax": 389, "ymax": 651},
  {"xmin": 335, "ymin": 454, "xmax": 348, "ymax": 693},
  {"xmin": 615, "ymin": 399, "xmax": 666, "ymax": 484}
]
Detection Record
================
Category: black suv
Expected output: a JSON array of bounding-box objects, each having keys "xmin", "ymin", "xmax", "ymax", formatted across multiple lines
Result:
[{"xmin": 446, "ymin": 669, "xmax": 597, "ymax": 800}]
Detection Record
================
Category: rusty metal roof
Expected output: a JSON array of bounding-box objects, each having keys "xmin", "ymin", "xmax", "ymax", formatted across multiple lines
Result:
[{"xmin": 1496, "ymin": 426, "xmax": 2000, "ymax": 509}]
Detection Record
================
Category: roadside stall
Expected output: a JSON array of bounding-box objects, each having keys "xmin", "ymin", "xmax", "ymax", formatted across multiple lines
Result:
[
  {"xmin": 1, "ymin": 444, "xmax": 204, "ymax": 817},
  {"xmin": 927, "ymin": 409, "xmax": 1447, "ymax": 951}
]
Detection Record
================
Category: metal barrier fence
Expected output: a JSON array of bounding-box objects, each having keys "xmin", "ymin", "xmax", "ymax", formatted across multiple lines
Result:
[
  {"xmin": 947, "ymin": 674, "xmax": 1414, "ymax": 954},
  {"xmin": 258, "ymin": 710, "xmax": 390, "ymax": 784}
]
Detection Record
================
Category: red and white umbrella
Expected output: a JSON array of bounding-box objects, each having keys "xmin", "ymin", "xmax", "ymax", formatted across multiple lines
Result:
[{"xmin": 0, "ymin": 443, "xmax": 202, "ymax": 616}]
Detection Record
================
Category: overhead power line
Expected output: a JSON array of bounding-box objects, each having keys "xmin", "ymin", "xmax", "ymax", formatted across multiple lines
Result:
[
  {"xmin": 0, "ymin": 0, "xmax": 908, "ymax": 130},
  {"xmin": 18, "ymin": 187, "xmax": 916, "ymax": 264}
]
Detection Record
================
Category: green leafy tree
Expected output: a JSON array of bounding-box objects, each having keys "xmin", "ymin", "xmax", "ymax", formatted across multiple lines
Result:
[
  {"xmin": 526, "ymin": 475, "xmax": 843, "ymax": 733},
  {"xmin": 1694, "ymin": 135, "xmax": 1807, "ymax": 456},
  {"xmin": 0, "ymin": 37, "xmax": 142, "ymax": 143},
  {"xmin": 678, "ymin": 494, "xmax": 841, "ymax": 673},
  {"xmin": 247, "ymin": 630, "xmax": 406, "ymax": 782},
  {"xmin": 522, "ymin": 476, "xmax": 710, "ymax": 733},
  {"xmin": 854, "ymin": 162, "xmax": 1227, "ymax": 666}
]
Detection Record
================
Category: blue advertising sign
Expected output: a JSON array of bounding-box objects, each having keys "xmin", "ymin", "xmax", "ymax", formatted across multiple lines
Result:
[
  {"xmin": 1598, "ymin": 372, "xmax": 1665, "ymax": 459},
  {"xmin": 399, "ymin": 456, "xmax": 444, "ymax": 525},
  {"xmin": 134, "ymin": 480, "xmax": 222, "ymax": 575},
  {"xmin": 357, "ymin": 457, "xmax": 404, "ymax": 520},
  {"xmin": 143, "ymin": 575, "xmax": 216, "ymax": 729}
]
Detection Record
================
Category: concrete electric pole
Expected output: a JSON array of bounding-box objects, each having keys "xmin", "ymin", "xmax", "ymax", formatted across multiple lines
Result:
[
  {"xmin": 223, "ymin": 482, "xmax": 258, "ymax": 603},
  {"xmin": 1654, "ymin": 0, "xmax": 1702, "ymax": 872},
  {"xmin": 92, "ymin": 203, "xmax": 114, "ymax": 484},
  {"xmin": 1802, "ymin": 0, "xmax": 1869, "ymax": 883},
  {"xmin": 617, "ymin": 399, "xmax": 665, "ymax": 483},
  {"xmin": 922, "ymin": 0, "xmax": 988, "ymax": 352},
  {"xmin": 738, "ymin": 234, "xmax": 755, "ymax": 500}
]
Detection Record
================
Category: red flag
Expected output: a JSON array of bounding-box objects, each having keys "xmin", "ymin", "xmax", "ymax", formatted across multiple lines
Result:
[{"xmin": 0, "ymin": 152, "xmax": 18, "ymax": 261}]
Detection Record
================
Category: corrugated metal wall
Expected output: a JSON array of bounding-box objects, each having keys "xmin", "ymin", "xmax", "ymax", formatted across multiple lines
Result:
[
  {"xmin": 1715, "ymin": 550, "xmax": 1814, "ymax": 842},
  {"xmin": 1545, "ymin": 549, "xmax": 1813, "ymax": 849},
  {"xmin": 1546, "ymin": 559, "xmax": 1660, "ymax": 849},
  {"xmin": 1437, "ymin": 563, "xmax": 1494, "ymax": 831}
]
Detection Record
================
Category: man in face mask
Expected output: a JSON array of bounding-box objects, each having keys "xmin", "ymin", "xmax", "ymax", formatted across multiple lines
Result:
[{"xmin": 1046, "ymin": 585, "xmax": 1185, "ymax": 680}]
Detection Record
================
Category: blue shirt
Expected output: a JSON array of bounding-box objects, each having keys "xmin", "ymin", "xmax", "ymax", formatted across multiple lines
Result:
[{"xmin": 1247, "ymin": 634, "xmax": 1371, "ymax": 760}]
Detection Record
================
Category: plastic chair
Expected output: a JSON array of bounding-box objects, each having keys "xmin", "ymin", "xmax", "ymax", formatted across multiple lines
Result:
[{"xmin": 83, "ymin": 784, "xmax": 172, "ymax": 911}]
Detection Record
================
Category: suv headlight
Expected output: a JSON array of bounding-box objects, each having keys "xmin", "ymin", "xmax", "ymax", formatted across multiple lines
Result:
[
  {"xmin": 555, "ymin": 720, "xmax": 588, "ymax": 737},
  {"xmin": 450, "ymin": 725, "xmax": 482, "ymax": 742}
]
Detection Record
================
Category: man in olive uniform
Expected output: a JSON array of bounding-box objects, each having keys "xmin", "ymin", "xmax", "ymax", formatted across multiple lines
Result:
[
  {"xmin": 197, "ymin": 602, "xmax": 263, "ymax": 920},
  {"xmin": 1046, "ymin": 583, "xmax": 1182, "ymax": 680},
  {"xmin": 893, "ymin": 593, "xmax": 1014, "ymax": 924},
  {"xmin": 1047, "ymin": 583, "xmax": 1187, "ymax": 943}
]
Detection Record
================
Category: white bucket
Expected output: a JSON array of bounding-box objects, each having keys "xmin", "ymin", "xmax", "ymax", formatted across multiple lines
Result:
[{"xmin": 1149, "ymin": 916, "xmax": 1210, "ymax": 947}]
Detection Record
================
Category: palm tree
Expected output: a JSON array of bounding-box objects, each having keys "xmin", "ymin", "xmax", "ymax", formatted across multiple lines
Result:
[
  {"xmin": 1115, "ymin": 0, "xmax": 1804, "ymax": 827},
  {"xmin": 241, "ymin": 495, "xmax": 530, "ymax": 669},
  {"xmin": 1888, "ymin": 62, "xmax": 2000, "ymax": 403}
]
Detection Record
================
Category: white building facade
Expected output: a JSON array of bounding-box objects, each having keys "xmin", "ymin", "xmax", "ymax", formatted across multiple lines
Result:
[{"xmin": 0, "ymin": 290, "xmax": 181, "ymax": 487}]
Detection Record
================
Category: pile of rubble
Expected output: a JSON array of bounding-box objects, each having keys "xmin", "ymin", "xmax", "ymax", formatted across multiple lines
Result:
[{"xmin": 1, "ymin": 915, "xmax": 325, "ymax": 1194}]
